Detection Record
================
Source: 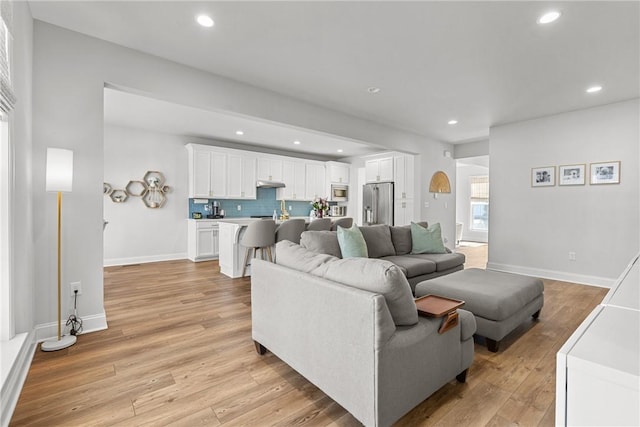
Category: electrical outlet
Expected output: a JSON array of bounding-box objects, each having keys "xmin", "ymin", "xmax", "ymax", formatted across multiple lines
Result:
[
  {"xmin": 70, "ymin": 281, "xmax": 82, "ymax": 296},
  {"xmin": 289, "ymin": 205, "xmax": 292, "ymax": 211},
  {"xmin": 444, "ymin": 202, "xmax": 448, "ymax": 209},
  {"xmin": 237, "ymin": 205, "xmax": 241, "ymax": 211},
  {"xmin": 568, "ymin": 252, "xmax": 576, "ymax": 261}
]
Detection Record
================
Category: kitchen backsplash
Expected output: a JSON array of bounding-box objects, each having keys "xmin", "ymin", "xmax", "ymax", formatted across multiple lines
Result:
[{"xmin": 188, "ymin": 187, "xmax": 328, "ymax": 218}]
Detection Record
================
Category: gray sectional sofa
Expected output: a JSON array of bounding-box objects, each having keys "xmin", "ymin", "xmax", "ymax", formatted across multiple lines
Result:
[
  {"xmin": 251, "ymin": 241, "xmax": 476, "ymax": 427},
  {"xmin": 299, "ymin": 223, "xmax": 466, "ymax": 293}
]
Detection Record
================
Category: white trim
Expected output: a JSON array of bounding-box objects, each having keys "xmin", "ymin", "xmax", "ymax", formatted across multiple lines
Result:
[
  {"xmin": 1, "ymin": 331, "xmax": 36, "ymax": 427},
  {"xmin": 486, "ymin": 262, "xmax": 614, "ymax": 288},
  {"xmin": 103, "ymin": 252, "xmax": 187, "ymax": 267},
  {"xmin": 35, "ymin": 311, "xmax": 107, "ymax": 342},
  {"xmin": 0, "ymin": 116, "xmax": 12, "ymax": 341}
]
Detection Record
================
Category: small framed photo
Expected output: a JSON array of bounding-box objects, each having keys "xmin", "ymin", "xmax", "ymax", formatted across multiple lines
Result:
[
  {"xmin": 559, "ymin": 164, "xmax": 586, "ymax": 186},
  {"xmin": 531, "ymin": 166, "xmax": 556, "ymax": 187},
  {"xmin": 590, "ymin": 161, "xmax": 620, "ymax": 185}
]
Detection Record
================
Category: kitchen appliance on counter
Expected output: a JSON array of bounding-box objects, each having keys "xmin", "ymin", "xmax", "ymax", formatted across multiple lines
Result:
[
  {"xmin": 206, "ymin": 201, "xmax": 224, "ymax": 218},
  {"xmin": 330, "ymin": 184, "xmax": 349, "ymax": 201},
  {"xmin": 330, "ymin": 205, "xmax": 347, "ymax": 217},
  {"xmin": 363, "ymin": 182, "xmax": 394, "ymax": 225}
]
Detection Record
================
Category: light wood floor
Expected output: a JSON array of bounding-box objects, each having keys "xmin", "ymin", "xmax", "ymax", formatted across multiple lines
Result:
[{"xmin": 11, "ymin": 252, "xmax": 607, "ymax": 426}]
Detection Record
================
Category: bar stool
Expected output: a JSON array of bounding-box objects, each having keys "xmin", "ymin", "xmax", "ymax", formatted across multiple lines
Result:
[
  {"xmin": 330, "ymin": 217, "xmax": 353, "ymax": 231},
  {"xmin": 241, "ymin": 219, "xmax": 277, "ymax": 277},
  {"xmin": 275, "ymin": 219, "xmax": 306, "ymax": 244},
  {"xmin": 306, "ymin": 218, "xmax": 332, "ymax": 231}
]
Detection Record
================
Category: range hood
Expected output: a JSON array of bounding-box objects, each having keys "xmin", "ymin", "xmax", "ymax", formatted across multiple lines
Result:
[{"xmin": 256, "ymin": 180, "xmax": 286, "ymax": 188}]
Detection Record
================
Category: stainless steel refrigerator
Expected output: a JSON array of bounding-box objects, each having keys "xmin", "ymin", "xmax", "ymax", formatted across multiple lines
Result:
[{"xmin": 363, "ymin": 182, "xmax": 394, "ymax": 225}]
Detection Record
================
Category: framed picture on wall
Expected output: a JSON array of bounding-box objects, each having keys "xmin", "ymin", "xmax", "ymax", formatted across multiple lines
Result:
[
  {"xmin": 559, "ymin": 164, "xmax": 586, "ymax": 186},
  {"xmin": 590, "ymin": 161, "xmax": 621, "ymax": 185},
  {"xmin": 531, "ymin": 166, "xmax": 556, "ymax": 187}
]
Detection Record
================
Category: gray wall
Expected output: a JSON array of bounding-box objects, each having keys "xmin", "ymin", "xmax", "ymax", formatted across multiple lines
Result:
[
  {"xmin": 488, "ymin": 99, "xmax": 639, "ymax": 286},
  {"xmin": 32, "ymin": 21, "xmax": 455, "ymax": 332}
]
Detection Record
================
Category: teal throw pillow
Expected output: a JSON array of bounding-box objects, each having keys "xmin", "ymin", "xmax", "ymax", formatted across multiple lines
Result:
[
  {"xmin": 337, "ymin": 225, "xmax": 369, "ymax": 258},
  {"xmin": 410, "ymin": 222, "xmax": 447, "ymax": 254}
]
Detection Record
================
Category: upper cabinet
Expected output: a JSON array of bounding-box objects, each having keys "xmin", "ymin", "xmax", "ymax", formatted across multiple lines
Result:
[
  {"xmin": 278, "ymin": 159, "xmax": 307, "ymax": 201},
  {"xmin": 305, "ymin": 162, "xmax": 327, "ymax": 200},
  {"xmin": 227, "ymin": 153, "xmax": 257, "ymax": 200},
  {"xmin": 186, "ymin": 144, "xmax": 256, "ymax": 199},
  {"xmin": 394, "ymin": 155, "xmax": 415, "ymax": 199},
  {"xmin": 327, "ymin": 161, "xmax": 350, "ymax": 184},
  {"xmin": 257, "ymin": 158, "xmax": 283, "ymax": 182},
  {"xmin": 365, "ymin": 157, "xmax": 393, "ymax": 183}
]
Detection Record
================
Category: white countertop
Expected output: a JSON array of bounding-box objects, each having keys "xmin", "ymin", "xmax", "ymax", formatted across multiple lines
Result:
[{"xmin": 190, "ymin": 216, "xmax": 317, "ymax": 226}]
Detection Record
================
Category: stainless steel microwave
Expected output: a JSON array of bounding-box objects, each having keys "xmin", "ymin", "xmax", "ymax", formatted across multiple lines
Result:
[{"xmin": 331, "ymin": 185, "xmax": 348, "ymax": 201}]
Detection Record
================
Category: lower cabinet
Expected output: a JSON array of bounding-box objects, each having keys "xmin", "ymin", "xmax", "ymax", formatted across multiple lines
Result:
[
  {"xmin": 187, "ymin": 220, "xmax": 219, "ymax": 261},
  {"xmin": 394, "ymin": 199, "xmax": 415, "ymax": 226}
]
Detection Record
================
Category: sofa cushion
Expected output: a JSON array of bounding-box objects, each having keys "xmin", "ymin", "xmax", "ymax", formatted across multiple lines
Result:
[
  {"xmin": 337, "ymin": 224, "xmax": 368, "ymax": 258},
  {"xmin": 379, "ymin": 255, "xmax": 437, "ymax": 277},
  {"xmin": 389, "ymin": 222, "xmax": 428, "ymax": 255},
  {"xmin": 407, "ymin": 253, "xmax": 466, "ymax": 272},
  {"xmin": 275, "ymin": 240, "xmax": 337, "ymax": 272},
  {"xmin": 411, "ymin": 222, "xmax": 447, "ymax": 254},
  {"xmin": 311, "ymin": 257, "xmax": 418, "ymax": 326},
  {"xmin": 300, "ymin": 230, "xmax": 342, "ymax": 258},
  {"xmin": 359, "ymin": 225, "xmax": 396, "ymax": 258}
]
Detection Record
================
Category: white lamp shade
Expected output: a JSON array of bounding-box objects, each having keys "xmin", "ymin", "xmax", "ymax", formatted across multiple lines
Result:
[{"xmin": 46, "ymin": 148, "xmax": 73, "ymax": 192}]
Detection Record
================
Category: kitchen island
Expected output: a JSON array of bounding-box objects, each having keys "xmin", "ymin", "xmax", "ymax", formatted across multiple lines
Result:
[{"xmin": 218, "ymin": 217, "xmax": 311, "ymax": 278}]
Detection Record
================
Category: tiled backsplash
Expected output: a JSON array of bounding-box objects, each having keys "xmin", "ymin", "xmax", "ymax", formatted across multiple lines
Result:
[{"xmin": 188, "ymin": 188, "xmax": 322, "ymax": 218}]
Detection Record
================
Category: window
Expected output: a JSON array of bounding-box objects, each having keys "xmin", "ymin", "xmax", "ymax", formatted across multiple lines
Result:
[{"xmin": 470, "ymin": 175, "xmax": 489, "ymax": 232}]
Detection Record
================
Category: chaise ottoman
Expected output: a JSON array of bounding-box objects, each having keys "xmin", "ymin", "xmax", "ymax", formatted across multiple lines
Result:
[{"xmin": 415, "ymin": 268, "xmax": 544, "ymax": 352}]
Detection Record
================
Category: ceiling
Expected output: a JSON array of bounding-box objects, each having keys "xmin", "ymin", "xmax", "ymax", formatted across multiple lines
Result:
[{"xmin": 30, "ymin": 1, "xmax": 639, "ymax": 154}]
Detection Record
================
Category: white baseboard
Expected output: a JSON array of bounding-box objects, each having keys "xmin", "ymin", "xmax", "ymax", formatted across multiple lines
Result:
[
  {"xmin": 1, "ymin": 331, "xmax": 36, "ymax": 427},
  {"xmin": 486, "ymin": 262, "xmax": 614, "ymax": 288},
  {"xmin": 103, "ymin": 253, "xmax": 187, "ymax": 267},
  {"xmin": 35, "ymin": 310, "xmax": 108, "ymax": 342}
]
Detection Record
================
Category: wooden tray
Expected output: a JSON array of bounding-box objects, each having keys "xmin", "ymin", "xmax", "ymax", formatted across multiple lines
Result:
[{"xmin": 415, "ymin": 294, "xmax": 465, "ymax": 317}]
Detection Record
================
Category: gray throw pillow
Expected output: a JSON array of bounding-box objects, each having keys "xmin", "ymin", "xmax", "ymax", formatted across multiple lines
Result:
[
  {"xmin": 300, "ymin": 230, "xmax": 342, "ymax": 258},
  {"xmin": 390, "ymin": 221, "xmax": 428, "ymax": 255},
  {"xmin": 359, "ymin": 225, "xmax": 396, "ymax": 258}
]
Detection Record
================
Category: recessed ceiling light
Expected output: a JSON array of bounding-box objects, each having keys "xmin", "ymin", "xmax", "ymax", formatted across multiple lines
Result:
[
  {"xmin": 537, "ymin": 11, "xmax": 561, "ymax": 24},
  {"xmin": 235, "ymin": 130, "xmax": 244, "ymax": 136},
  {"xmin": 196, "ymin": 15, "xmax": 214, "ymax": 28},
  {"xmin": 337, "ymin": 149, "xmax": 344, "ymax": 153},
  {"xmin": 367, "ymin": 87, "xmax": 381, "ymax": 94},
  {"xmin": 293, "ymin": 140, "xmax": 301, "ymax": 145},
  {"xmin": 448, "ymin": 120, "xmax": 458, "ymax": 125},
  {"xmin": 586, "ymin": 85, "xmax": 603, "ymax": 93}
]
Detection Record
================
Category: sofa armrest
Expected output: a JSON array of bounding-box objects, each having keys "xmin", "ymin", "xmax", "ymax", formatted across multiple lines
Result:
[{"xmin": 458, "ymin": 309, "xmax": 476, "ymax": 341}]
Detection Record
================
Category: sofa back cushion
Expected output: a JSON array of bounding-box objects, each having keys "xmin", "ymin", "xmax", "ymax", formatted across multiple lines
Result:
[
  {"xmin": 275, "ymin": 240, "xmax": 337, "ymax": 272},
  {"xmin": 276, "ymin": 241, "xmax": 418, "ymax": 326},
  {"xmin": 300, "ymin": 230, "xmax": 342, "ymax": 258},
  {"xmin": 359, "ymin": 225, "xmax": 396, "ymax": 258},
  {"xmin": 336, "ymin": 225, "xmax": 368, "ymax": 258},
  {"xmin": 390, "ymin": 221, "xmax": 428, "ymax": 255}
]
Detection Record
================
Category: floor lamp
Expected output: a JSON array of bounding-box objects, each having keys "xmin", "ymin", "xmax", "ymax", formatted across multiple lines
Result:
[{"xmin": 41, "ymin": 148, "xmax": 76, "ymax": 351}]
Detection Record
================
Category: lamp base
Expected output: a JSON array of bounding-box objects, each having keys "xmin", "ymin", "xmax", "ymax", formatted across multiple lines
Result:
[{"xmin": 41, "ymin": 335, "xmax": 77, "ymax": 352}]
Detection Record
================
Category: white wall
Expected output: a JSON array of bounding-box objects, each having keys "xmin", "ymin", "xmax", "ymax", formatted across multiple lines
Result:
[
  {"xmin": 488, "ymin": 99, "xmax": 639, "ymax": 286},
  {"xmin": 456, "ymin": 162, "xmax": 489, "ymax": 243},
  {"xmin": 103, "ymin": 125, "xmax": 188, "ymax": 265},
  {"xmin": 32, "ymin": 21, "xmax": 455, "ymax": 334}
]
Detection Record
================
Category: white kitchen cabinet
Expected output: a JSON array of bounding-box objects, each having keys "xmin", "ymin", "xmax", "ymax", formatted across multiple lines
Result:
[
  {"xmin": 188, "ymin": 146, "xmax": 227, "ymax": 198},
  {"xmin": 187, "ymin": 220, "xmax": 219, "ymax": 261},
  {"xmin": 305, "ymin": 162, "xmax": 326, "ymax": 200},
  {"xmin": 227, "ymin": 154, "xmax": 257, "ymax": 199},
  {"xmin": 278, "ymin": 159, "xmax": 307, "ymax": 200},
  {"xmin": 394, "ymin": 199, "xmax": 415, "ymax": 226},
  {"xmin": 327, "ymin": 161, "xmax": 350, "ymax": 184},
  {"xmin": 257, "ymin": 157, "xmax": 283, "ymax": 182},
  {"xmin": 187, "ymin": 144, "xmax": 256, "ymax": 199},
  {"xmin": 394, "ymin": 155, "xmax": 415, "ymax": 200},
  {"xmin": 365, "ymin": 157, "xmax": 393, "ymax": 183},
  {"xmin": 556, "ymin": 255, "xmax": 639, "ymax": 426}
]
